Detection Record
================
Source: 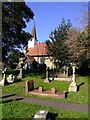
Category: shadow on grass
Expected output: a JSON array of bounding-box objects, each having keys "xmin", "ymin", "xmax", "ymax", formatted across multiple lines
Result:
[
  {"xmin": 47, "ymin": 112, "xmax": 58, "ymax": 120},
  {"xmin": 1, "ymin": 94, "xmax": 16, "ymax": 98},
  {"xmin": 1, "ymin": 99, "xmax": 13, "ymax": 104},
  {"xmin": 1, "ymin": 97, "xmax": 23, "ymax": 104},
  {"xmin": 77, "ymin": 82, "xmax": 85, "ymax": 91},
  {"xmin": 14, "ymin": 78, "xmax": 22, "ymax": 83}
]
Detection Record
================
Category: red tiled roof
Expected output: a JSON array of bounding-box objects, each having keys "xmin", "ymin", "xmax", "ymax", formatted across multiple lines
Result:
[{"xmin": 27, "ymin": 43, "xmax": 48, "ymax": 57}]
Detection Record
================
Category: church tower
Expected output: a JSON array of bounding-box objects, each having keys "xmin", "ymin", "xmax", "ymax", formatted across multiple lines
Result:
[{"xmin": 28, "ymin": 21, "xmax": 38, "ymax": 48}]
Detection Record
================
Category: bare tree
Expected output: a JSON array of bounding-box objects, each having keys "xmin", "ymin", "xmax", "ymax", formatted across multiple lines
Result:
[{"xmin": 65, "ymin": 27, "xmax": 90, "ymax": 63}]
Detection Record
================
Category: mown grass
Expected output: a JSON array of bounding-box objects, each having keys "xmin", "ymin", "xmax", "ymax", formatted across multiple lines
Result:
[
  {"xmin": 2, "ymin": 70, "xmax": 89, "ymax": 104},
  {"xmin": 1, "ymin": 98, "xmax": 88, "ymax": 119}
]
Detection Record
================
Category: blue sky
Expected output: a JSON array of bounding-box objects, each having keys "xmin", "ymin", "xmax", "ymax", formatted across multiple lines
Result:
[{"xmin": 24, "ymin": 2, "xmax": 88, "ymax": 42}]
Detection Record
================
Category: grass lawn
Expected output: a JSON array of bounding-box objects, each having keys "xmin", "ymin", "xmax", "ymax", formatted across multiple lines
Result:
[
  {"xmin": 1, "ymin": 70, "xmax": 89, "ymax": 119},
  {"xmin": 1, "ymin": 98, "xmax": 88, "ymax": 119},
  {"xmin": 2, "ymin": 70, "xmax": 89, "ymax": 104}
]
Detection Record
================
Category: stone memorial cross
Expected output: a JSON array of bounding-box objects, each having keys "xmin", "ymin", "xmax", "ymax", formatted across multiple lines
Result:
[
  {"xmin": 68, "ymin": 64, "xmax": 77, "ymax": 92},
  {"xmin": 72, "ymin": 65, "xmax": 75, "ymax": 83}
]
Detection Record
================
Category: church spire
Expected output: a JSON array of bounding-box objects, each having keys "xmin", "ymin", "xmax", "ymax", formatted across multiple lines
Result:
[
  {"xmin": 27, "ymin": 21, "xmax": 38, "ymax": 48},
  {"xmin": 31, "ymin": 21, "xmax": 37, "ymax": 40}
]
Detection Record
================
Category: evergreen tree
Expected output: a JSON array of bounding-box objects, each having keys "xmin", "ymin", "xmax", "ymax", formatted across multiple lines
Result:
[{"xmin": 46, "ymin": 18, "xmax": 72, "ymax": 67}]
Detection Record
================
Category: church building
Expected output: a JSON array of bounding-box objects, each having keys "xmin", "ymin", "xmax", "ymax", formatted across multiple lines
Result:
[{"xmin": 23, "ymin": 22, "xmax": 55, "ymax": 69}]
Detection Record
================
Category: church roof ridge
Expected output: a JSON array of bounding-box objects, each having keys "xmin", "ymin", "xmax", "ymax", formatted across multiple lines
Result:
[{"xmin": 27, "ymin": 42, "xmax": 48, "ymax": 57}]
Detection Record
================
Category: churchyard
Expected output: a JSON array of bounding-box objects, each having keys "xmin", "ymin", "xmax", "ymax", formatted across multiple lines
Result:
[
  {"xmin": 0, "ymin": 50, "xmax": 89, "ymax": 119},
  {"xmin": 0, "ymin": 68, "xmax": 89, "ymax": 119},
  {"xmin": 1, "ymin": 1, "xmax": 90, "ymax": 119},
  {"xmin": 1, "ymin": 69, "xmax": 89, "ymax": 103}
]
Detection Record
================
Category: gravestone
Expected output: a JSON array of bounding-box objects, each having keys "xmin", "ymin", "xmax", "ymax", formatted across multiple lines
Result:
[
  {"xmin": 46, "ymin": 67, "xmax": 49, "ymax": 78},
  {"xmin": 0, "ymin": 67, "xmax": 7, "ymax": 86},
  {"xmin": 51, "ymin": 88, "xmax": 56, "ymax": 94},
  {"xmin": 69, "ymin": 64, "xmax": 77, "ymax": 92},
  {"xmin": 44, "ymin": 67, "xmax": 49, "ymax": 83},
  {"xmin": 26, "ymin": 80, "xmax": 34, "ymax": 93},
  {"xmin": 17, "ymin": 68, "xmax": 23, "ymax": 79},
  {"xmin": 63, "ymin": 66, "xmax": 69, "ymax": 76},
  {"xmin": 17, "ymin": 57, "xmax": 24, "ymax": 79},
  {"xmin": 66, "ymin": 66, "xmax": 69, "ymax": 76},
  {"xmin": 33, "ymin": 110, "xmax": 48, "ymax": 120},
  {"xmin": 39, "ymin": 86, "xmax": 43, "ymax": 93},
  {"xmin": 63, "ymin": 65, "xmax": 66, "ymax": 76},
  {"xmin": 7, "ymin": 74, "xmax": 15, "ymax": 83}
]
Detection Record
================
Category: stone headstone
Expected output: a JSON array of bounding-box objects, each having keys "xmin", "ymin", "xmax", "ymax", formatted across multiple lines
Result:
[
  {"xmin": 69, "ymin": 82, "xmax": 77, "ymax": 92},
  {"xmin": 66, "ymin": 66, "xmax": 69, "ymax": 76},
  {"xmin": 72, "ymin": 65, "xmax": 75, "ymax": 83},
  {"xmin": 63, "ymin": 65, "xmax": 66, "ymax": 76},
  {"xmin": 33, "ymin": 110, "xmax": 48, "ymax": 120},
  {"xmin": 17, "ymin": 57, "xmax": 25, "ymax": 79},
  {"xmin": 46, "ymin": 67, "xmax": 49, "ymax": 78},
  {"xmin": 39, "ymin": 86, "xmax": 43, "ymax": 93},
  {"xmin": 51, "ymin": 88, "xmax": 56, "ymax": 94},
  {"xmin": 7, "ymin": 74, "xmax": 15, "ymax": 83},
  {"xmin": 17, "ymin": 68, "xmax": 23, "ymax": 79},
  {"xmin": 0, "ymin": 67, "xmax": 7, "ymax": 86},
  {"xmin": 44, "ymin": 78, "xmax": 49, "ymax": 83},
  {"xmin": 18, "ymin": 57, "xmax": 24, "ymax": 67},
  {"xmin": 44, "ymin": 67, "xmax": 49, "ymax": 83},
  {"xmin": 26, "ymin": 80, "xmax": 34, "ymax": 93}
]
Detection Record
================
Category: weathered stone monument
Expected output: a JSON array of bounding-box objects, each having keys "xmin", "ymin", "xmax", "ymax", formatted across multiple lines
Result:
[
  {"xmin": 26, "ymin": 80, "xmax": 34, "ymax": 94},
  {"xmin": 63, "ymin": 65, "xmax": 66, "ymax": 76},
  {"xmin": 66, "ymin": 66, "xmax": 69, "ymax": 76},
  {"xmin": 69, "ymin": 64, "xmax": 77, "ymax": 92},
  {"xmin": 17, "ymin": 57, "xmax": 24, "ymax": 79},
  {"xmin": 7, "ymin": 74, "xmax": 15, "ymax": 83},
  {"xmin": 39, "ymin": 86, "xmax": 43, "ymax": 93},
  {"xmin": 0, "ymin": 67, "xmax": 7, "ymax": 86},
  {"xmin": 44, "ymin": 67, "xmax": 49, "ymax": 83},
  {"xmin": 51, "ymin": 87, "xmax": 56, "ymax": 94},
  {"xmin": 63, "ymin": 66, "xmax": 69, "ymax": 77},
  {"xmin": 33, "ymin": 110, "xmax": 48, "ymax": 120}
]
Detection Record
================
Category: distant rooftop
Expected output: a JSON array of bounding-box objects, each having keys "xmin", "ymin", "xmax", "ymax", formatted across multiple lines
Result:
[{"xmin": 27, "ymin": 43, "xmax": 48, "ymax": 57}]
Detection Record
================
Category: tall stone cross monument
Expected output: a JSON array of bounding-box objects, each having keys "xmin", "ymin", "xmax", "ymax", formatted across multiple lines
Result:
[{"xmin": 69, "ymin": 64, "xmax": 77, "ymax": 92}]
